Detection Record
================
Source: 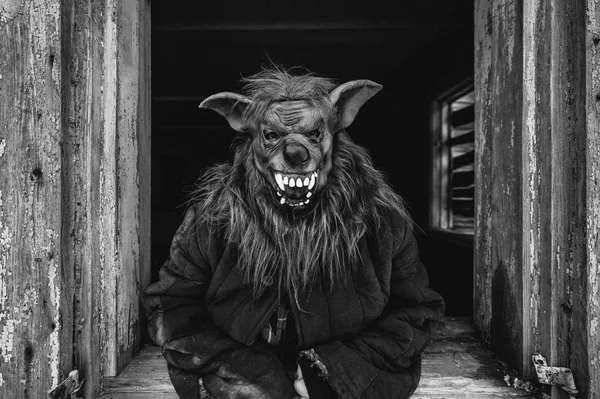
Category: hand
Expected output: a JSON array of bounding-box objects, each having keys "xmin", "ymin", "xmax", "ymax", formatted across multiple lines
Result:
[{"xmin": 294, "ymin": 365, "xmax": 310, "ymax": 399}]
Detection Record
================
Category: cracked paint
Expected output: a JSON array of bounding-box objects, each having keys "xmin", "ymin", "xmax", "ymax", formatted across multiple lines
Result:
[
  {"xmin": 0, "ymin": 189, "xmax": 13, "ymax": 364},
  {"xmin": 0, "ymin": 0, "xmax": 25, "ymax": 23},
  {"xmin": 587, "ymin": 0, "xmax": 600, "ymax": 394},
  {"xmin": 45, "ymin": 228, "xmax": 60, "ymax": 388}
]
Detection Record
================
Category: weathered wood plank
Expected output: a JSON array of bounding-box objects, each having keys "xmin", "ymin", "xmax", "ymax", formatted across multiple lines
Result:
[
  {"xmin": 100, "ymin": 0, "xmax": 151, "ymax": 379},
  {"xmin": 114, "ymin": 0, "xmax": 143, "ymax": 374},
  {"xmin": 0, "ymin": 1, "xmax": 73, "ymax": 397},
  {"xmin": 0, "ymin": 1, "xmax": 150, "ymax": 397},
  {"xmin": 477, "ymin": 1, "xmax": 600, "ymax": 397},
  {"xmin": 100, "ymin": 0, "xmax": 120, "ymax": 378},
  {"xmin": 521, "ymin": 0, "xmax": 554, "ymax": 380},
  {"xmin": 63, "ymin": 2, "xmax": 110, "ymax": 398},
  {"xmin": 473, "ymin": 0, "xmax": 494, "ymax": 345},
  {"xmin": 548, "ymin": 1, "xmax": 588, "ymax": 398},
  {"xmin": 585, "ymin": 0, "xmax": 600, "ymax": 396},
  {"xmin": 138, "ymin": 0, "xmax": 152, "ymax": 344},
  {"xmin": 474, "ymin": 0, "xmax": 524, "ymax": 371}
]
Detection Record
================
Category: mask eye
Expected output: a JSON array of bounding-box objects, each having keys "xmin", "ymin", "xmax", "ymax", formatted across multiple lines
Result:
[
  {"xmin": 263, "ymin": 131, "xmax": 280, "ymax": 141},
  {"xmin": 307, "ymin": 129, "xmax": 321, "ymax": 139}
]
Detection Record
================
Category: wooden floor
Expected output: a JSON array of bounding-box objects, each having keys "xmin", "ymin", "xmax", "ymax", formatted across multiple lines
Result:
[{"xmin": 98, "ymin": 318, "xmax": 538, "ymax": 399}]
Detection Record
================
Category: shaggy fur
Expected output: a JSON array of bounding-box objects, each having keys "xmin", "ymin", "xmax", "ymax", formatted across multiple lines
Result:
[{"xmin": 191, "ymin": 132, "xmax": 411, "ymax": 303}]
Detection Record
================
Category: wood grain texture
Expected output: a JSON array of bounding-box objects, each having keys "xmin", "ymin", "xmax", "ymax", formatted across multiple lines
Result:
[
  {"xmin": 96, "ymin": 0, "xmax": 151, "ymax": 383},
  {"xmin": 585, "ymin": 1, "xmax": 600, "ymax": 397},
  {"xmin": 476, "ymin": 0, "xmax": 600, "ymax": 397},
  {"xmin": 0, "ymin": 1, "xmax": 151, "ymax": 397},
  {"xmin": 474, "ymin": 0, "xmax": 524, "ymax": 370},
  {"xmin": 0, "ymin": 1, "xmax": 72, "ymax": 397},
  {"xmin": 138, "ymin": 0, "xmax": 152, "ymax": 342},
  {"xmin": 63, "ymin": 1, "xmax": 108, "ymax": 397},
  {"xmin": 473, "ymin": 0, "xmax": 494, "ymax": 344},
  {"xmin": 521, "ymin": 0, "xmax": 553, "ymax": 379},
  {"xmin": 98, "ymin": 318, "xmax": 537, "ymax": 399},
  {"xmin": 547, "ymin": 1, "xmax": 588, "ymax": 398},
  {"xmin": 113, "ymin": 0, "xmax": 143, "ymax": 374},
  {"xmin": 61, "ymin": 0, "xmax": 151, "ymax": 395}
]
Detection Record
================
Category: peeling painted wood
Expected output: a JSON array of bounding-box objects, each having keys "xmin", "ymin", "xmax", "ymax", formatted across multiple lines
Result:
[
  {"xmin": 63, "ymin": 0, "xmax": 151, "ymax": 393},
  {"xmin": 521, "ymin": 0, "xmax": 553, "ymax": 380},
  {"xmin": 586, "ymin": 1, "xmax": 600, "ymax": 397},
  {"xmin": 474, "ymin": 0, "xmax": 524, "ymax": 370},
  {"xmin": 0, "ymin": 0, "xmax": 151, "ymax": 398},
  {"xmin": 476, "ymin": 0, "xmax": 600, "ymax": 397},
  {"xmin": 548, "ymin": 2, "xmax": 588, "ymax": 398},
  {"xmin": 0, "ymin": 0, "xmax": 72, "ymax": 397},
  {"xmin": 62, "ymin": 1, "xmax": 111, "ymax": 398}
]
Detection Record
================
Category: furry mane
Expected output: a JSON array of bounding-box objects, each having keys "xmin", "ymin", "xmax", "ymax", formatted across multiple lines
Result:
[{"xmin": 190, "ymin": 132, "xmax": 411, "ymax": 303}]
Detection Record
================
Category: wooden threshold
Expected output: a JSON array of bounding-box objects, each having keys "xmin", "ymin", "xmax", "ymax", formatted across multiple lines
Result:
[{"xmin": 98, "ymin": 317, "xmax": 536, "ymax": 398}]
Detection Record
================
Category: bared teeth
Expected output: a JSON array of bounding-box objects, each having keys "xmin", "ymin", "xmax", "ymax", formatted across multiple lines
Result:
[
  {"xmin": 275, "ymin": 171, "xmax": 319, "ymax": 207},
  {"xmin": 275, "ymin": 174, "xmax": 285, "ymax": 191},
  {"xmin": 308, "ymin": 173, "xmax": 316, "ymax": 190}
]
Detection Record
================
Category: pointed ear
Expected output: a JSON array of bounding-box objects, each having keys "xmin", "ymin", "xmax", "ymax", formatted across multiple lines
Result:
[
  {"xmin": 329, "ymin": 80, "xmax": 382, "ymax": 130},
  {"xmin": 199, "ymin": 92, "xmax": 251, "ymax": 132}
]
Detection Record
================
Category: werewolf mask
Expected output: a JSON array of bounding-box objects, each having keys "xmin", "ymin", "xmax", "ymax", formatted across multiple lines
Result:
[
  {"xmin": 200, "ymin": 69, "xmax": 381, "ymax": 208},
  {"xmin": 195, "ymin": 67, "xmax": 409, "ymax": 301}
]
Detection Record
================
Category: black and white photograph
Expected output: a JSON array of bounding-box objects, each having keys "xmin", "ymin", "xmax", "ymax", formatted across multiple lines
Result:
[{"xmin": 0, "ymin": 0, "xmax": 599, "ymax": 398}]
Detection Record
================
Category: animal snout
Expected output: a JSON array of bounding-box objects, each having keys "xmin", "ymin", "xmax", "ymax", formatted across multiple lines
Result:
[{"xmin": 284, "ymin": 143, "xmax": 309, "ymax": 167}]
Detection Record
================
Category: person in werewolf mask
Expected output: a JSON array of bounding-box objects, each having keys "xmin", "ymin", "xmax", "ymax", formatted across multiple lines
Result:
[{"xmin": 143, "ymin": 66, "xmax": 445, "ymax": 399}]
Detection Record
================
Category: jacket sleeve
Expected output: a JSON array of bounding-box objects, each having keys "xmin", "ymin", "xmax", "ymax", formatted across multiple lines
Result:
[
  {"xmin": 143, "ymin": 205, "xmax": 295, "ymax": 399},
  {"xmin": 300, "ymin": 215, "xmax": 445, "ymax": 399}
]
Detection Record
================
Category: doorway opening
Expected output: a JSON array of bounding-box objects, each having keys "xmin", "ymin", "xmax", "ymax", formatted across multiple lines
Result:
[
  {"xmin": 150, "ymin": 0, "xmax": 475, "ymax": 329},
  {"xmin": 97, "ymin": 1, "xmax": 542, "ymax": 397}
]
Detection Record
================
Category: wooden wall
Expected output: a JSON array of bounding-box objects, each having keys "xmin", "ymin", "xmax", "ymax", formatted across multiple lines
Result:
[
  {"xmin": 475, "ymin": 0, "xmax": 600, "ymax": 397},
  {"xmin": 0, "ymin": 1, "xmax": 150, "ymax": 398},
  {"xmin": 0, "ymin": 2, "xmax": 70, "ymax": 397}
]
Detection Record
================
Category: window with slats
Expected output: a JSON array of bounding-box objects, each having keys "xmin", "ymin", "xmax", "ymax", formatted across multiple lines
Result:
[{"xmin": 431, "ymin": 80, "xmax": 475, "ymax": 235}]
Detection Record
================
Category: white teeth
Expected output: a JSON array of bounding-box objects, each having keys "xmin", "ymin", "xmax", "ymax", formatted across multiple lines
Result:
[
  {"xmin": 296, "ymin": 178, "xmax": 303, "ymax": 187},
  {"xmin": 283, "ymin": 176, "xmax": 289, "ymax": 185},
  {"xmin": 289, "ymin": 178, "xmax": 295, "ymax": 187},
  {"xmin": 305, "ymin": 199, "xmax": 310, "ymax": 204},
  {"xmin": 280, "ymin": 197, "xmax": 286, "ymax": 205},
  {"xmin": 303, "ymin": 177, "xmax": 309, "ymax": 186},
  {"xmin": 308, "ymin": 175, "xmax": 315, "ymax": 190},
  {"xmin": 306, "ymin": 192, "xmax": 312, "ymax": 198},
  {"xmin": 277, "ymin": 191, "xmax": 282, "ymax": 196},
  {"xmin": 275, "ymin": 174, "xmax": 285, "ymax": 191}
]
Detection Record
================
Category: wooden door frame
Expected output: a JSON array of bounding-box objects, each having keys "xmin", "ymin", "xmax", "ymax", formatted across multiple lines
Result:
[
  {"xmin": 474, "ymin": 0, "xmax": 600, "ymax": 397},
  {"xmin": 0, "ymin": 1, "xmax": 150, "ymax": 398}
]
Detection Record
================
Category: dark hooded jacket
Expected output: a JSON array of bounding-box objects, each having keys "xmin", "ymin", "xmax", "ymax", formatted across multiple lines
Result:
[{"xmin": 143, "ymin": 203, "xmax": 445, "ymax": 399}]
